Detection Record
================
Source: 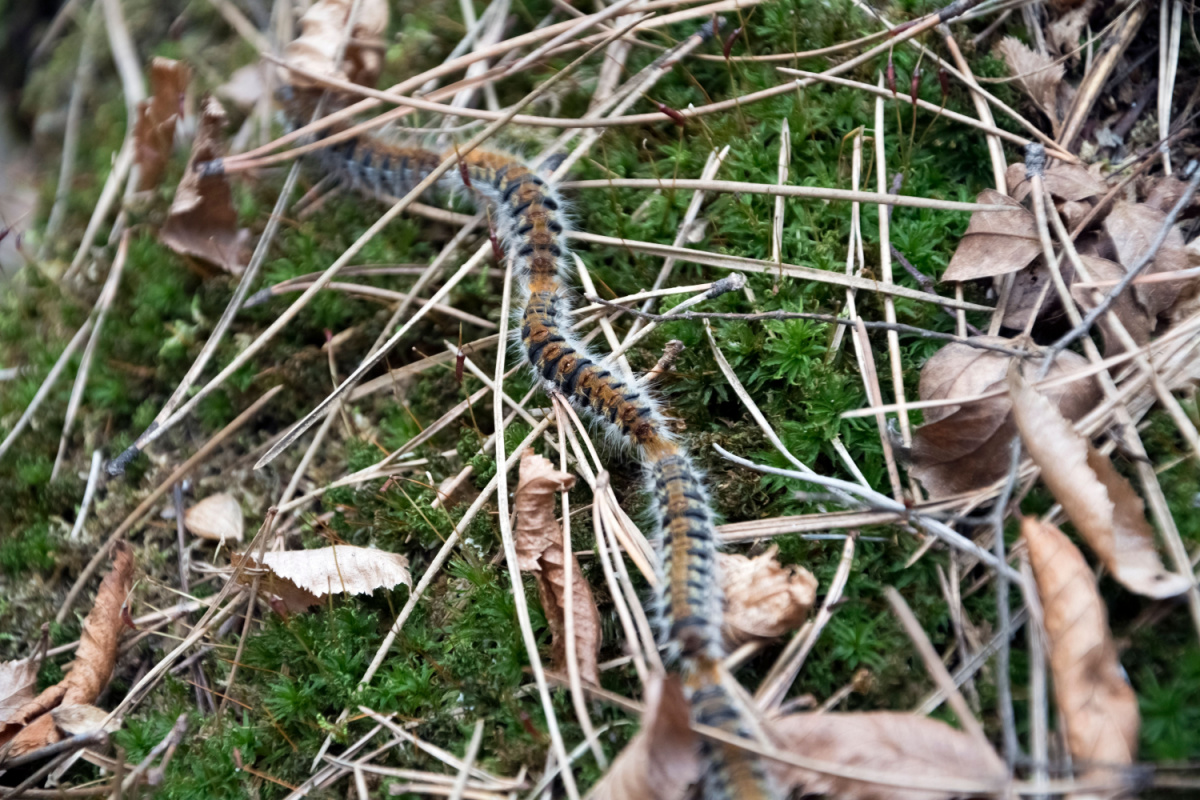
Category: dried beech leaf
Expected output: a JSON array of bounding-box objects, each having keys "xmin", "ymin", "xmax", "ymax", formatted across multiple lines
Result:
[
  {"xmin": 0, "ymin": 542, "xmax": 133, "ymax": 755},
  {"xmin": 1006, "ymin": 161, "xmax": 1106, "ymax": 203},
  {"xmin": 586, "ymin": 674, "xmax": 699, "ymax": 800},
  {"xmin": 910, "ymin": 340, "xmax": 1097, "ymax": 498},
  {"xmin": 0, "ymin": 659, "xmax": 38, "ymax": 725},
  {"xmin": 1001, "ymin": 259, "xmax": 1064, "ymax": 331},
  {"xmin": 51, "ymin": 704, "xmax": 120, "ymax": 736},
  {"xmin": 216, "ymin": 62, "xmax": 269, "ymax": 112},
  {"xmin": 1009, "ymin": 372, "xmax": 1191, "ymax": 598},
  {"xmin": 718, "ymin": 547, "xmax": 816, "ymax": 646},
  {"xmin": 160, "ymin": 97, "xmax": 247, "ymax": 274},
  {"xmin": 769, "ymin": 712, "xmax": 1007, "ymax": 800},
  {"xmin": 1143, "ymin": 174, "xmax": 1200, "ymax": 214},
  {"xmin": 943, "ymin": 190, "xmax": 1040, "ymax": 281},
  {"xmin": 185, "ymin": 493, "xmax": 244, "ymax": 543},
  {"xmin": 1103, "ymin": 201, "xmax": 1189, "ymax": 316},
  {"xmin": 244, "ymin": 545, "xmax": 410, "ymax": 612},
  {"xmin": 1058, "ymin": 199, "xmax": 1092, "ymax": 228},
  {"xmin": 134, "ymin": 58, "xmax": 190, "ymax": 191},
  {"xmin": 996, "ymin": 37, "xmax": 1065, "ymax": 121},
  {"xmin": 514, "ymin": 450, "xmax": 600, "ymax": 686},
  {"xmin": 282, "ymin": 0, "xmax": 390, "ymax": 89},
  {"xmin": 1047, "ymin": 0, "xmax": 1097, "ymax": 57},
  {"xmin": 1022, "ymin": 516, "xmax": 1139, "ymax": 773},
  {"xmin": 1069, "ymin": 254, "xmax": 1152, "ymax": 356}
]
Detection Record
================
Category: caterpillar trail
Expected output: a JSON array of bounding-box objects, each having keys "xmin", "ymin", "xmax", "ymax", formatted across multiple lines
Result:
[{"xmin": 282, "ymin": 81, "xmax": 776, "ymax": 800}]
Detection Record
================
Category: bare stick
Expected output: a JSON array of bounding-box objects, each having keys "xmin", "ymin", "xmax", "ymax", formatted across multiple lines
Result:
[
  {"xmin": 0, "ymin": 317, "xmax": 93, "ymax": 463},
  {"xmin": 68, "ymin": 450, "xmax": 104, "ymax": 542},
  {"xmin": 885, "ymin": 587, "xmax": 990, "ymax": 748},
  {"xmin": 447, "ymin": 720, "xmax": 486, "ymax": 800},
  {"xmin": 52, "ymin": 229, "xmax": 130, "ymax": 479}
]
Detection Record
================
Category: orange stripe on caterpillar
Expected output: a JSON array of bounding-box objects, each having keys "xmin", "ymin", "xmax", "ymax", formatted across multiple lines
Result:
[{"xmin": 687, "ymin": 659, "xmax": 779, "ymax": 800}]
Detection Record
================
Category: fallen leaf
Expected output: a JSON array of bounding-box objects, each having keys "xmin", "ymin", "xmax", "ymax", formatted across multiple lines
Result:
[
  {"xmin": 1069, "ymin": 254, "xmax": 1152, "ymax": 355},
  {"xmin": 159, "ymin": 97, "xmax": 248, "ymax": 274},
  {"xmin": 1021, "ymin": 516, "xmax": 1140, "ymax": 773},
  {"xmin": 1007, "ymin": 161, "xmax": 1106, "ymax": 203},
  {"xmin": 996, "ymin": 37, "xmax": 1065, "ymax": 124},
  {"xmin": 1103, "ymin": 201, "xmax": 1189, "ymax": 316},
  {"xmin": 216, "ymin": 62, "xmax": 269, "ymax": 112},
  {"xmin": 514, "ymin": 449, "xmax": 600, "ymax": 686},
  {"xmin": 50, "ymin": 704, "xmax": 120, "ymax": 736},
  {"xmin": 241, "ymin": 545, "xmax": 410, "ymax": 612},
  {"xmin": 1000, "ymin": 259, "xmax": 1063, "ymax": 331},
  {"xmin": 718, "ymin": 547, "xmax": 816, "ymax": 646},
  {"xmin": 185, "ymin": 493, "xmax": 245, "ymax": 543},
  {"xmin": 1047, "ymin": 0, "xmax": 1098, "ymax": 58},
  {"xmin": 0, "ymin": 659, "xmax": 38, "ymax": 725},
  {"xmin": 0, "ymin": 541, "xmax": 133, "ymax": 756},
  {"xmin": 282, "ymin": 0, "xmax": 390, "ymax": 90},
  {"xmin": 910, "ymin": 339, "xmax": 1097, "ymax": 498},
  {"xmin": 769, "ymin": 712, "xmax": 1007, "ymax": 800},
  {"xmin": 133, "ymin": 57, "xmax": 190, "ymax": 191},
  {"xmin": 942, "ymin": 190, "xmax": 1041, "ymax": 281},
  {"xmin": 586, "ymin": 674, "xmax": 699, "ymax": 800},
  {"xmin": 1009, "ymin": 370, "xmax": 1191, "ymax": 598}
]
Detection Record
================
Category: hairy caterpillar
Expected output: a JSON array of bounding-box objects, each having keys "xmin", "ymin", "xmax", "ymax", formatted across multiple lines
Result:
[{"xmin": 281, "ymin": 97, "xmax": 777, "ymax": 800}]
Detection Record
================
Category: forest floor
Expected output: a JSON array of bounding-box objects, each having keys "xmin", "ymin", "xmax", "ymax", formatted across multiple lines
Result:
[{"xmin": 1, "ymin": 0, "xmax": 1199, "ymax": 797}]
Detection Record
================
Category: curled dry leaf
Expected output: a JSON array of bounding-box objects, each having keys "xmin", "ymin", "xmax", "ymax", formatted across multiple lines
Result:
[
  {"xmin": 0, "ymin": 541, "xmax": 133, "ymax": 757},
  {"xmin": 514, "ymin": 449, "xmax": 600, "ymax": 686},
  {"xmin": 996, "ymin": 36, "xmax": 1065, "ymax": 123},
  {"xmin": 1006, "ymin": 160, "xmax": 1105, "ymax": 203},
  {"xmin": 1069, "ymin": 254, "xmax": 1152, "ymax": 355},
  {"xmin": 159, "ymin": 97, "xmax": 248, "ymax": 274},
  {"xmin": 1021, "ymin": 516, "xmax": 1139, "ymax": 774},
  {"xmin": 1009, "ymin": 370, "xmax": 1191, "ymax": 598},
  {"xmin": 718, "ymin": 547, "xmax": 816, "ymax": 646},
  {"xmin": 50, "ymin": 704, "xmax": 120, "ymax": 736},
  {"xmin": 0, "ymin": 659, "xmax": 38, "ymax": 725},
  {"xmin": 585, "ymin": 674, "xmax": 699, "ymax": 800},
  {"xmin": 1046, "ymin": 0, "xmax": 1098, "ymax": 58},
  {"xmin": 216, "ymin": 62, "xmax": 269, "ymax": 112},
  {"xmin": 769, "ymin": 712, "xmax": 1007, "ymax": 800},
  {"xmin": 241, "ymin": 545, "xmax": 411, "ymax": 613},
  {"xmin": 942, "ymin": 190, "xmax": 1040, "ymax": 282},
  {"xmin": 1103, "ymin": 201, "xmax": 1190, "ymax": 317},
  {"xmin": 909, "ymin": 339, "xmax": 1097, "ymax": 498},
  {"xmin": 134, "ymin": 57, "xmax": 190, "ymax": 191},
  {"xmin": 184, "ymin": 492, "xmax": 244, "ymax": 543},
  {"xmin": 282, "ymin": 0, "xmax": 390, "ymax": 89}
]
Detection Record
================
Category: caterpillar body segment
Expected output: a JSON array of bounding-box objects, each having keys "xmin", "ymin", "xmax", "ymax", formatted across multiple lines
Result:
[
  {"xmin": 307, "ymin": 131, "xmax": 778, "ymax": 800},
  {"xmin": 648, "ymin": 451, "xmax": 722, "ymax": 660}
]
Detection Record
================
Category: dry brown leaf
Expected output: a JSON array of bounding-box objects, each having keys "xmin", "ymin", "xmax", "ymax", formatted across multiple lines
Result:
[
  {"xmin": 514, "ymin": 449, "xmax": 600, "ymax": 686},
  {"xmin": 185, "ymin": 492, "xmax": 244, "ymax": 543},
  {"xmin": 769, "ymin": 712, "xmax": 1007, "ymax": 800},
  {"xmin": 910, "ymin": 340, "xmax": 1097, "ymax": 498},
  {"xmin": 216, "ymin": 62, "xmax": 269, "ymax": 112},
  {"xmin": 1009, "ymin": 371, "xmax": 1191, "ymax": 598},
  {"xmin": 1000, "ymin": 259, "xmax": 1063, "ymax": 331},
  {"xmin": 242, "ymin": 545, "xmax": 411, "ymax": 612},
  {"xmin": 1006, "ymin": 161, "xmax": 1106, "ymax": 203},
  {"xmin": 718, "ymin": 547, "xmax": 816, "ymax": 646},
  {"xmin": 1069, "ymin": 254, "xmax": 1152, "ymax": 355},
  {"xmin": 942, "ymin": 190, "xmax": 1041, "ymax": 282},
  {"xmin": 1021, "ymin": 516, "xmax": 1140, "ymax": 771},
  {"xmin": 159, "ymin": 97, "xmax": 248, "ymax": 274},
  {"xmin": 0, "ymin": 659, "xmax": 38, "ymax": 725},
  {"xmin": 50, "ymin": 704, "xmax": 120, "ymax": 736},
  {"xmin": 586, "ymin": 674, "xmax": 699, "ymax": 800},
  {"xmin": 0, "ymin": 541, "xmax": 133, "ymax": 756},
  {"xmin": 133, "ymin": 57, "xmax": 190, "ymax": 191},
  {"xmin": 1047, "ymin": 0, "xmax": 1098, "ymax": 57},
  {"xmin": 996, "ymin": 37, "xmax": 1065, "ymax": 123},
  {"xmin": 1103, "ymin": 201, "xmax": 1189, "ymax": 316},
  {"xmin": 282, "ymin": 0, "xmax": 390, "ymax": 89}
]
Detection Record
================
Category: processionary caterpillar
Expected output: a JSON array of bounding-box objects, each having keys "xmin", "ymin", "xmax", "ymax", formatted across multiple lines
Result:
[{"xmin": 268, "ymin": 22, "xmax": 777, "ymax": 798}]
